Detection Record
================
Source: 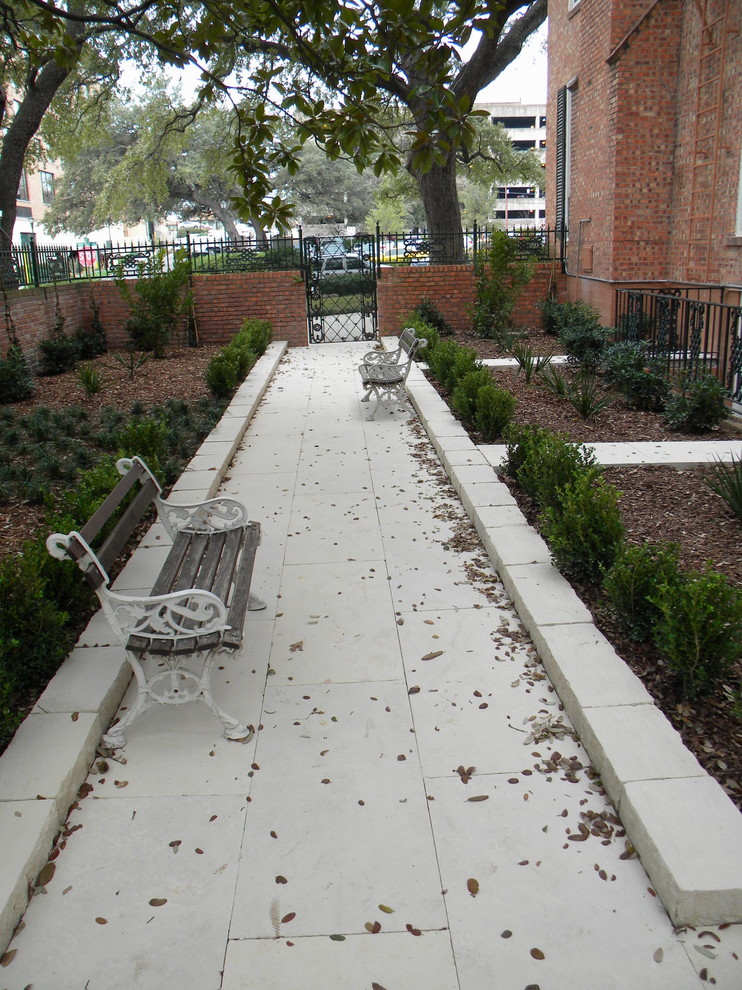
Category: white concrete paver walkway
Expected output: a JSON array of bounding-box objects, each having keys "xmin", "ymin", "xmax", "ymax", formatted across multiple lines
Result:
[{"xmin": 2, "ymin": 344, "xmax": 741, "ymax": 989}]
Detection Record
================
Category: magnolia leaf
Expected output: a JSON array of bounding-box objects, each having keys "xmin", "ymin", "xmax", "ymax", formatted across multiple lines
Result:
[
  {"xmin": 378, "ymin": 904, "xmax": 394, "ymax": 914},
  {"xmin": 329, "ymin": 934, "xmax": 345, "ymax": 941},
  {"xmin": 149, "ymin": 898, "xmax": 167, "ymax": 907},
  {"xmin": 467, "ymin": 794, "xmax": 489, "ymax": 802},
  {"xmin": 281, "ymin": 912, "xmax": 296, "ymax": 924},
  {"xmin": 467, "ymin": 877, "xmax": 479, "ymax": 897},
  {"xmin": 95, "ymin": 917, "xmax": 108, "ymax": 925},
  {"xmin": 421, "ymin": 650, "xmax": 443, "ymax": 661},
  {"xmin": 530, "ymin": 947, "xmax": 545, "ymax": 960},
  {"xmin": 37, "ymin": 861, "xmax": 56, "ymax": 887},
  {"xmin": 694, "ymin": 946, "xmax": 716, "ymax": 959},
  {"xmin": 653, "ymin": 948, "xmax": 663, "ymax": 963},
  {"xmin": 1, "ymin": 950, "xmax": 17, "ymax": 966}
]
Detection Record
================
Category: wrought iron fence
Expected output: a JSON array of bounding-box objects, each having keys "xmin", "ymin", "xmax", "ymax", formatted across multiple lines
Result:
[
  {"xmin": 2, "ymin": 223, "xmax": 564, "ymax": 289},
  {"xmin": 615, "ymin": 287, "xmax": 742, "ymax": 402}
]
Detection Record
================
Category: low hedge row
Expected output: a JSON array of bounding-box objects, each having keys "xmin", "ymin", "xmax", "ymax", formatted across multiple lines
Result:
[{"xmin": 205, "ymin": 317, "xmax": 272, "ymax": 398}]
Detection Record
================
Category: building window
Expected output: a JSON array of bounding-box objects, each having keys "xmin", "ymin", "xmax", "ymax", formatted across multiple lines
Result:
[
  {"xmin": 17, "ymin": 171, "xmax": 29, "ymax": 201},
  {"xmin": 40, "ymin": 170, "xmax": 55, "ymax": 205},
  {"xmin": 492, "ymin": 116, "xmax": 536, "ymax": 129}
]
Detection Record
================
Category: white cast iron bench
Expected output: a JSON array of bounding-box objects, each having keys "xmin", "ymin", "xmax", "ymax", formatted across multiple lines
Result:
[
  {"xmin": 47, "ymin": 456, "xmax": 262, "ymax": 749},
  {"xmin": 358, "ymin": 327, "xmax": 427, "ymax": 419}
]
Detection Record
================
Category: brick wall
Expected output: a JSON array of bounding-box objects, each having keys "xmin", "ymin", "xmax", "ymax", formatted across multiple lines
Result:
[
  {"xmin": 547, "ymin": 0, "xmax": 741, "ymax": 294},
  {"xmin": 2, "ymin": 270, "xmax": 310, "ymax": 363},
  {"xmin": 377, "ymin": 262, "xmax": 566, "ymax": 334},
  {"xmin": 3, "ymin": 264, "xmax": 567, "ymax": 363}
]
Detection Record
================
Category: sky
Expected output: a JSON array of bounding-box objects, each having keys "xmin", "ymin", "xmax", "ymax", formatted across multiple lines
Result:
[{"xmin": 470, "ymin": 20, "xmax": 548, "ymax": 106}]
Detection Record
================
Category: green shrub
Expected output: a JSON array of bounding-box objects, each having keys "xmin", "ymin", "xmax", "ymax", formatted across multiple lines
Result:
[
  {"xmin": 0, "ymin": 344, "xmax": 34, "ymax": 403},
  {"xmin": 0, "ymin": 548, "xmax": 73, "ymax": 695},
  {"xmin": 73, "ymin": 326, "xmax": 107, "ymax": 360},
  {"xmin": 205, "ymin": 351, "xmax": 241, "ymax": 398},
  {"xmin": 239, "ymin": 317, "xmax": 272, "ymax": 355},
  {"xmin": 601, "ymin": 341, "xmax": 670, "ymax": 411},
  {"xmin": 39, "ymin": 335, "xmax": 80, "ymax": 375},
  {"xmin": 663, "ymin": 374, "xmax": 728, "ymax": 432},
  {"xmin": 555, "ymin": 302, "xmax": 611, "ymax": 368},
  {"xmin": 651, "ymin": 567, "xmax": 742, "ymax": 698},
  {"xmin": 116, "ymin": 416, "xmax": 168, "ymax": 480},
  {"xmin": 474, "ymin": 384, "xmax": 517, "ymax": 442},
  {"xmin": 451, "ymin": 368, "xmax": 494, "ymax": 422},
  {"xmin": 511, "ymin": 341, "xmax": 552, "ymax": 384},
  {"xmin": 426, "ymin": 338, "xmax": 461, "ymax": 388},
  {"xmin": 602, "ymin": 541, "xmax": 682, "ymax": 641},
  {"xmin": 504, "ymin": 424, "xmax": 599, "ymax": 514},
  {"xmin": 705, "ymin": 455, "xmax": 742, "ymax": 521},
  {"xmin": 564, "ymin": 369, "xmax": 613, "ymax": 420},
  {"xmin": 539, "ymin": 363, "xmax": 569, "ymax": 397},
  {"xmin": 116, "ymin": 249, "xmax": 192, "ymax": 358},
  {"xmin": 58, "ymin": 457, "xmax": 122, "ymax": 527},
  {"xmin": 539, "ymin": 295, "xmax": 562, "ymax": 335},
  {"xmin": 400, "ymin": 313, "xmax": 439, "ymax": 360},
  {"xmin": 473, "ymin": 230, "xmax": 534, "ymax": 340},
  {"xmin": 446, "ymin": 346, "xmax": 480, "ymax": 393},
  {"xmin": 411, "ymin": 297, "xmax": 454, "ymax": 337},
  {"xmin": 542, "ymin": 471, "xmax": 625, "ymax": 584},
  {"xmin": 78, "ymin": 362, "xmax": 105, "ymax": 397}
]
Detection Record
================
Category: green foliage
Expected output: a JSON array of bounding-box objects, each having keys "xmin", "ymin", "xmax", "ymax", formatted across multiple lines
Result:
[
  {"xmin": 511, "ymin": 341, "xmax": 552, "ymax": 383},
  {"xmin": 205, "ymin": 318, "xmax": 272, "ymax": 398},
  {"xmin": 541, "ymin": 471, "xmax": 625, "ymax": 584},
  {"xmin": 0, "ymin": 344, "xmax": 34, "ymax": 403},
  {"xmin": 602, "ymin": 541, "xmax": 682, "ymax": 642},
  {"xmin": 239, "ymin": 317, "xmax": 272, "ymax": 356},
  {"xmin": 0, "ymin": 548, "xmax": 73, "ymax": 696},
  {"xmin": 39, "ymin": 335, "xmax": 81, "ymax": 375},
  {"xmin": 539, "ymin": 295, "xmax": 562, "ymax": 335},
  {"xmin": 116, "ymin": 250, "xmax": 192, "ymax": 358},
  {"xmin": 564, "ymin": 369, "xmax": 613, "ymax": 420},
  {"xmin": 451, "ymin": 368, "xmax": 494, "ymax": 422},
  {"xmin": 426, "ymin": 339, "xmax": 479, "ymax": 392},
  {"xmin": 663, "ymin": 374, "xmax": 729, "ymax": 432},
  {"xmin": 473, "ymin": 384, "xmax": 517, "ymax": 442},
  {"xmin": 651, "ymin": 567, "xmax": 742, "ymax": 698},
  {"xmin": 504, "ymin": 424, "xmax": 599, "ymax": 515},
  {"xmin": 58, "ymin": 457, "xmax": 122, "ymax": 525},
  {"xmin": 77, "ymin": 362, "xmax": 105, "ymax": 397},
  {"xmin": 411, "ymin": 297, "xmax": 454, "ymax": 337},
  {"xmin": 600, "ymin": 341, "xmax": 669, "ymax": 411},
  {"xmin": 116, "ymin": 416, "xmax": 168, "ymax": 480},
  {"xmin": 400, "ymin": 313, "xmax": 439, "ymax": 360},
  {"xmin": 705, "ymin": 455, "xmax": 742, "ymax": 521},
  {"xmin": 554, "ymin": 301, "xmax": 611, "ymax": 368},
  {"xmin": 539, "ymin": 363, "xmax": 569, "ymax": 397},
  {"xmin": 107, "ymin": 349, "xmax": 150, "ymax": 378},
  {"xmin": 473, "ymin": 230, "xmax": 534, "ymax": 340}
]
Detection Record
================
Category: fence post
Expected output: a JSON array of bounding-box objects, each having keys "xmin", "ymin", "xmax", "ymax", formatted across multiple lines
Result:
[
  {"xmin": 472, "ymin": 220, "xmax": 478, "ymax": 260},
  {"xmin": 29, "ymin": 236, "xmax": 41, "ymax": 287},
  {"xmin": 375, "ymin": 222, "xmax": 381, "ymax": 278}
]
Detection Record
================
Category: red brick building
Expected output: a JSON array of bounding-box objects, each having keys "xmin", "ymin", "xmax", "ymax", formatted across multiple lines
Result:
[{"xmin": 546, "ymin": 0, "xmax": 742, "ymax": 321}]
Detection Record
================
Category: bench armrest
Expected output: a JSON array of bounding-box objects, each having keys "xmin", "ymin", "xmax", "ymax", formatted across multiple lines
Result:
[
  {"xmin": 155, "ymin": 495, "xmax": 251, "ymax": 538},
  {"xmin": 99, "ymin": 586, "xmax": 230, "ymax": 647}
]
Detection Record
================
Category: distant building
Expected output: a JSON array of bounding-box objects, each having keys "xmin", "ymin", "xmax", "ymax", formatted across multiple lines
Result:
[
  {"xmin": 546, "ymin": 0, "xmax": 741, "ymax": 317},
  {"xmin": 474, "ymin": 101, "xmax": 547, "ymax": 229},
  {"xmin": 14, "ymin": 161, "xmax": 72, "ymax": 247}
]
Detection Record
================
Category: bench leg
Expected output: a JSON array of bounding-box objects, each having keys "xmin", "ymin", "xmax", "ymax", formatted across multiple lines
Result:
[{"xmin": 103, "ymin": 648, "xmax": 251, "ymax": 748}]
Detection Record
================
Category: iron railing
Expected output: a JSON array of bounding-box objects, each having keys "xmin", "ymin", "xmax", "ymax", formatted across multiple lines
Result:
[
  {"xmin": 615, "ymin": 287, "xmax": 742, "ymax": 402},
  {"xmin": 2, "ymin": 224, "xmax": 565, "ymax": 289}
]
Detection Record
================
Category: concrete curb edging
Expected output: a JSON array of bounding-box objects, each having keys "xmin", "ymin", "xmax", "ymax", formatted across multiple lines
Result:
[
  {"xmin": 404, "ymin": 358, "xmax": 742, "ymax": 928},
  {"xmin": 0, "ymin": 341, "xmax": 287, "ymax": 955}
]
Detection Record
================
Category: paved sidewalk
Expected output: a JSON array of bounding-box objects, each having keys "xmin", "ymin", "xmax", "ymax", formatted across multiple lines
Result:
[{"xmin": 2, "ymin": 344, "xmax": 741, "ymax": 988}]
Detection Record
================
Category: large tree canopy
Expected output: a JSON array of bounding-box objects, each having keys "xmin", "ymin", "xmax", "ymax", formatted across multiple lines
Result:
[{"xmin": 1, "ymin": 0, "xmax": 547, "ymax": 250}]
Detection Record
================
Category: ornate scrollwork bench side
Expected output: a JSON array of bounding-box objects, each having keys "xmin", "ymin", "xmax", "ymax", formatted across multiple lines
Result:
[
  {"xmin": 357, "ymin": 327, "xmax": 428, "ymax": 420},
  {"xmin": 47, "ymin": 457, "xmax": 262, "ymax": 749}
]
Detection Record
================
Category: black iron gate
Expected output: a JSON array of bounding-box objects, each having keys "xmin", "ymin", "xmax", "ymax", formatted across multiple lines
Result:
[{"xmin": 303, "ymin": 234, "xmax": 378, "ymax": 343}]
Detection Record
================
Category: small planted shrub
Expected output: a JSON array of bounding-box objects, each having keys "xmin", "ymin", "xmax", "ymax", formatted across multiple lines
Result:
[
  {"xmin": 451, "ymin": 368, "xmax": 494, "ymax": 423},
  {"xmin": 663, "ymin": 373, "xmax": 728, "ymax": 432},
  {"xmin": 559, "ymin": 320, "xmax": 611, "ymax": 369},
  {"xmin": 205, "ymin": 351, "xmax": 241, "ymax": 398},
  {"xmin": 539, "ymin": 363, "xmax": 569, "ymax": 397},
  {"xmin": 511, "ymin": 341, "xmax": 552, "ymax": 384},
  {"xmin": 541, "ymin": 470, "xmax": 625, "ymax": 584},
  {"xmin": 116, "ymin": 249, "xmax": 192, "ymax": 358},
  {"xmin": 78, "ymin": 362, "xmax": 105, "ymax": 397},
  {"xmin": 108, "ymin": 349, "xmax": 150, "ymax": 379},
  {"xmin": 564, "ymin": 369, "xmax": 613, "ymax": 420},
  {"xmin": 602, "ymin": 541, "xmax": 682, "ymax": 642},
  {"xmin": 411, "ymin": 297, "xmax": 454, "ymax": 337},
  {"xmin": 0, "ymin": 343, "xmax": 34, "ymax": 403},
  {"xmin": 504, "ymin": 424, "xmax": 599, "ymax": 515},
  {"xmin": 539, "ymin": 294, "xmax": 562, "ymax": 335},
  {"xmin": 400, "ymin": 313, "xmax": 439, "ymax": 360},
  {"xmin": 205, "ymin": 318, "xmax": 272, "ymax": 399},
  {"xmin": 474, "ymin": 384, "xmax": 517, "ymax": 442},
  {"xmin": 425, "ymin": 338, "xmax": 459, "ymax": 386},
  {"xmin": 651, "ymin": 567, "xmax": 742, "ymax": 698},
  {"xmin": 239, "ymin": 317, "xmax": 272, "ymax": 355},
  {"xmin": 705, "ymin": 454, "xmax": 742, "ymax": 521},
  {"xmin": 39, "ymin": 335, "xmax": 80, "ymax": 375},
  {"xmin": 601, "ymin": 341, "xmax": 669, "ymax": 411},
  {"xmin": 447, "ymin": 345, "xmax": 480, "ymax": 393},
  {"xmin": 473, "ymin": 230, "xmax": 534, "ymax": 341}
]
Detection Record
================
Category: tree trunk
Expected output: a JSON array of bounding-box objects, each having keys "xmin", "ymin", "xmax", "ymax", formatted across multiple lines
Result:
[{"xmin": 410, "ymin": 148, "xmax": 465, "ymax": 261}]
